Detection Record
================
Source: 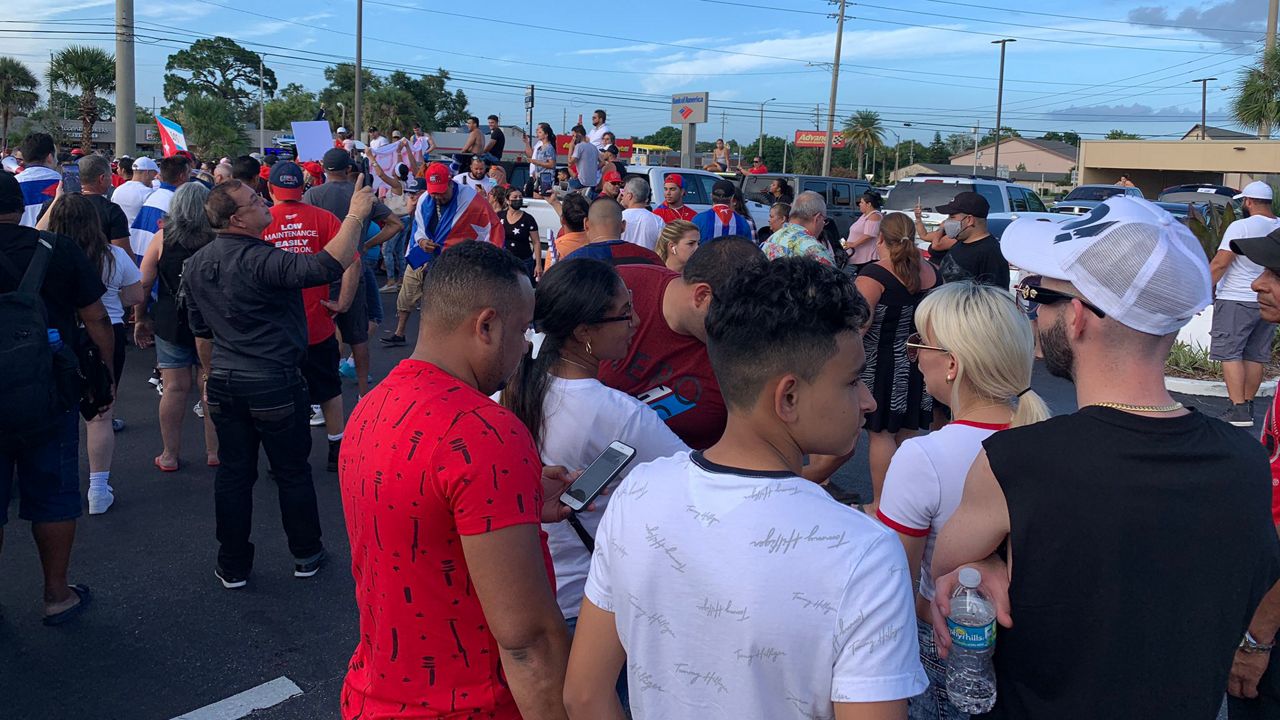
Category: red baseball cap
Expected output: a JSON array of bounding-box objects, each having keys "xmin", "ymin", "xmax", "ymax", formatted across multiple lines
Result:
[
  {"xmin": 602, "ymin": 170, "xmax": 623, "ymax": 185},
  {"xmin": 70, "ymin": 148, "xmax": 84, "ymax": 157},
  {"xmin": 664, "ymin": 173, "xmax": 683, "ymax": 188},
  {"xmin": 425, "ymin": 162, "xmax": 451, "ymax": 193}
]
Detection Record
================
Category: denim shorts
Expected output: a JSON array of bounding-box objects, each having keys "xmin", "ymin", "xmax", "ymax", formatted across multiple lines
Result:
[
  {"xmin": 155, "ymin": 335, "xmax": 199, "ymax": 369},
  {"xmin": 0, "ymin": 410, "xmax": 81, "ymax": 526}
]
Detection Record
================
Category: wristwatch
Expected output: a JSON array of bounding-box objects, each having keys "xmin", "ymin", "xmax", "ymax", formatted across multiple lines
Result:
[{"xmin": 1239, "ymin": 631, "xmax": 1275, "ymax": 654}]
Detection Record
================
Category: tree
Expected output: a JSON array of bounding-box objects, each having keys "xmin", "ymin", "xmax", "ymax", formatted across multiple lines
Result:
[
  {"xmin": 15, "ymin": 104, "xmax": 70, "ymax": 149},
  {"xmin": 638, "ymin": 126, "xmax": 683, "ymax": 148},
  {"xmin": 1039, "ymin": 130, "xmax": 1080, "ymax": 147},
  {"xmin": 164, "ymin": 37, "xmax": 277, "ymax": 123},
  {"xmin": 264, "ymin": 83, "xmax": 319, "ymax": 130},
  {"xmin": 979, "ymin": 126, "xmax": 1020, "ymax": 147},
  {"xmin": 926, "ymin": 131, "xmax": 950, "ymax": 163},
  {"xmin": 362, "ymin": 85, "xmax": 418, "ymax": 134},
  {"xmin": 319, "ymin": 64, "xmax": 381, "ymax": 130},
  {"xmin": 173, "ymin": 93, "xmax": 246, "ymax": 159},
  {"xmin": 1231, "ymin": 47, "xmax": 1280, "ymax": 136},
  {"xmin": 49, "ymin": 89, "xmax": 113, "ymax": 122},
  {"xmin": 1104, "ymin": 129, "xmax": 1142, "ymax": 140},
  {"xmin": 135, "ymin": 105, "xmax": 155, "ymax": 124},
  {"xmin": 0, "ymin": 57, "xmax": 39, "ymax": 152},
  {"xmin": 943, "ymin": 132, "xmax": 974, "ymax": 158},
  {"xmin": 48, "ymin": 45, "xmax": 115, "ymax": 152},
  {"xmin": 385, "ymin": 69, "xmax": 468, "ymax": 131},
  {"xmin": 841, "ymin": 109, "xmax": 884, "ymax": 178}
]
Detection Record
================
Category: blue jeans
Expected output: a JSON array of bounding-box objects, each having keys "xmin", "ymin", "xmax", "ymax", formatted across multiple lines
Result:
[
  {"xmin": 384, "ymin": 217, "xmax": 409, "ymax": 281},
  {"xmin": 361, "ymin": 257, "xmax": 383, "ymax": 324},
  {"xmin": 909, "ymin": 619, "xmax": 968, "ymax": 720}
]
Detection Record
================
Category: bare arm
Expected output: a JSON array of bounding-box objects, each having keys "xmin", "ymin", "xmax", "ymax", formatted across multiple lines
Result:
[
  {"xmin": 854, "ymin": 275, "xmax": 883, "ymax": 331},
  {"xmin": 563, "ymin": 598, "xmax": 627, "ymax": 720},
  {"xmin": 118, "ymin": 280, "xmax": 146, "ymax": 309},
  {"xmin": 326, "ymin": 258, "xmax": 361, "ymax": 314},
  {"xmin": 319, "ymin": 175, "xmax": 374, "ymax": 268},
  {"xmin": 196, "ymin": 337, "xmax": 213, "ymax": 374},
  {"xmin": 365, "ymin": 148, "xmax": 402, "ymax": 192},
  {"xmin": 363, "ymin": 212, "xmax": 403, "ymax": 251},
  {"xmin": 461, "ymin": 525, "xmax": 571, "ymax": 720},
  {"xmin": 834, "ymin": 701, "xmax": 908, "ymax": 720},
  {"xmin": 845, "ymin": 213, "xmax": 882, "ymax": 249},
  {"xmin": 1210, "ymin": 249, "xmax": 1235, "ymax": 287},
  {"xmin": 931, "ymin": 451, "xmax": 1011, "ymax": 580},
  {"xmin": 1229, "ymin": 524, "xmax": 1280, "ymax": 699},
  {"xmin": 133, "ymin": 237, "xmax": 163, "ymax": 348}
]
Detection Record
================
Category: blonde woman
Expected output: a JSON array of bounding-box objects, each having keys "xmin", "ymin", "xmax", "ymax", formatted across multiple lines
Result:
[
  {"xmin": 654, "ymin": 219, "xmax": 700, "ymax": 273},
  {"xmin": 876, "ymin": 280, "xmax": 1050, "ymax": 720}
]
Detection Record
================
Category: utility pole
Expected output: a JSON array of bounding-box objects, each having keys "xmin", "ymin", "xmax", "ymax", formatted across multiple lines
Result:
[
  {"xmin": 814, "ymin": 104, "xmax": 821, "ymax": 130},
  {"xmin": 721, "ymin": 110, "xmax": 727, "ymax": 142},
  {"xmin": 1192, "ymin": 78, "xmax": 1217, "ymax": 140},
  {"xmin": 1265, "ymin": 0, "xmax": 1278, "ymax": 139},
  {"xmin": 972, "ymin": 122, "xmax": 980, "ymax": 176},
  {"xmin": 258, "ymin": 53, "xmax": 265, "ymax": 155},
  {"xmin": 353, "ymin": 0, "xmax": 363, "ymax": 144},
  {"xmin": 114, "ymin": 0, "xmax": 135, "ymax": 158},
  {"xmin": 991, "ymin": 39, "xmax": 1015, "ymax": 178},
  {"xmin": 822, "ymin": 0, "xmax": 847, "ymax": 176},
  {"xmin": 759, "ymin": 97, "xmax": 775, "ymax": 161}
]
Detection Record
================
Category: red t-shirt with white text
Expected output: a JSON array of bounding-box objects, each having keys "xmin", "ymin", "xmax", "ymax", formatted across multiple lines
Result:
[
  {"xmin": 263, "ymin": 201, "xmax": 342, "ymax": 345},
  {"xmin": 338, "ymin": 360, "xmax": 551, "ymax": 720},
  {"xmin": 597, "ymin": 264, "xmax": 726, "ymax": 450}
]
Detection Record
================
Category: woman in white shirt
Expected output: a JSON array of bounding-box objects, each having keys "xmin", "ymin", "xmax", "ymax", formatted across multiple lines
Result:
[
  {"xmin": 501, "ymin": 258, "xmax": 688, "ymax": 634},
  {"xmin": 41, "ymin": 193, "xmax": 144, "ymax": 515},
  {"xmin": 875, "ymin": 281, "xmax": 1049, "ymax": 720}
]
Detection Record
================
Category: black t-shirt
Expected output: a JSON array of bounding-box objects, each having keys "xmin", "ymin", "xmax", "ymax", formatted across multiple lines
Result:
[
  {"xmin": 501, "ymin": 211, "xmax": 538, "ymax": 260},
  {"xmin": 0, "ymin": 224, "xmax": 106, "ymax": 348},
  {"xmin": 982, "ymin": 406, "xmax": 1280, "ymax": 720},
  {"xmin": 935, "ymin": 234, "xmax": 1009, "ymax": 288},
  {"xmin": 487, "ymin": 127, "xmax": 506, "ymax": 158},
  {"xmin": 81, "ymin": 192, "xmax": 131, "ymax": 244}
]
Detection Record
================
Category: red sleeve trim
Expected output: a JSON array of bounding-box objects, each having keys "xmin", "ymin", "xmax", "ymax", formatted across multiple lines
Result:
[{"xmin": 876, "ymin": 509, "xmax": 930, "ymax": 538}]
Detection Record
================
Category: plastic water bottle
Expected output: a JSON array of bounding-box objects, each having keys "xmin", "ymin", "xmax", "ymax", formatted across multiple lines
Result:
[
  {"xmin": 945, "ymin": 567, "xmax": 997, "ymax": 713},
  {"xmin": 46, "ymin": 328, "xmax": 63, "ymax": 351}
]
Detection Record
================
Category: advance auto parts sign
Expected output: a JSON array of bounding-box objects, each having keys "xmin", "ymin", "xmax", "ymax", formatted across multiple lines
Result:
[
  {"xmin": 794, "ymin": 130, "xmax": 846, "ymax": 149},
  {"xmin": 671, "ymin": 93, "xmax": 709, "ymax": 124}
]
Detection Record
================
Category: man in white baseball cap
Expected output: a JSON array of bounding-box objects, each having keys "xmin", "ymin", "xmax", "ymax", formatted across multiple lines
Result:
[
  {"xmin": 930, "ymin": 196, "xmax": 1279, "ymax": 719},
  {"xmin": 111, "ymin": 156, "xmax": 158, "ymax": 226},
  {"xmin": 1207, "ymin": 180, "xmax": 1280, "ymax": 426}
]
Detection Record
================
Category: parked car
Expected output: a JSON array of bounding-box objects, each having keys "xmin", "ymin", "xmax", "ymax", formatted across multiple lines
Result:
[
  {"xmin": 739, "ymin": 173, "xmax": 873, "ymax": 236},
  {"xmin": 1050, "ymin": 184, "xmax": 1144, "ymax": 215},
  {"xmin": 883, "ymin": 174, "xmax": 1055, "ymax": 237},
  {"xmin": 1157, "ymin": 183, "xmax": 1240, "ymax": 209}
]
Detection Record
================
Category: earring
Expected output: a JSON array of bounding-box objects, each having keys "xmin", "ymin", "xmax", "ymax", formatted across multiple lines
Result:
[
  {"xmin": 946, "ymin": 375, "xmax": 954, "ymax": 383},
  {"xmin": 586, "ymin": 340, "xmax": 593, "ymax": 356}
]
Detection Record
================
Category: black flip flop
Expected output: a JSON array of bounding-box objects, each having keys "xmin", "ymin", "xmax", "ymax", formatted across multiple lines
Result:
[{"xmin": 42, "ymin": 584, "xmax": 91, "ymax": 627}]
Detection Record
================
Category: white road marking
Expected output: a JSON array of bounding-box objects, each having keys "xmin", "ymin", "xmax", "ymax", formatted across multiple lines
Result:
[{"xmin": 170, "ymin": 676, "xmax": 303, "ymax": 720}]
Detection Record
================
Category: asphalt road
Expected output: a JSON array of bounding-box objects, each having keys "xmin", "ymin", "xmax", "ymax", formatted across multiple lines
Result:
[{"xmin": 0, "ymin": 297, "xmax": 1258, "ymax": 719}]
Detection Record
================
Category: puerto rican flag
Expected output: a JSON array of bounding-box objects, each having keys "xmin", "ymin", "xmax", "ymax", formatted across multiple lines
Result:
[
  {"xmin": 15, "ymin": 165, "xmax": 61, "ymax": 228},
  {"xmin": 691, "ymin": 204, "xmax": 753, "ymax": 244},
  {"xmin": 406, "ymin": 183, "xmax": 504, "ymax": 269}
]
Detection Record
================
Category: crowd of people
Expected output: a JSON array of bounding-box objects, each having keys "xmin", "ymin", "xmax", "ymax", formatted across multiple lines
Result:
[{"xmin": 2, "ymin": 112, "xmax": 1280, "ymax": 720}]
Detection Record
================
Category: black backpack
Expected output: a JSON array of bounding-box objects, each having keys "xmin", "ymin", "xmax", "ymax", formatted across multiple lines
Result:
[{"xmin": 0, "ymin": 232, "xmax": 77, "ymax": 450}]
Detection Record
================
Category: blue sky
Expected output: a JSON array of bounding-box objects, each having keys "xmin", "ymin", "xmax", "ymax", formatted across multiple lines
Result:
[{"xmin": 3, "ymin": 0, "xmax": 1270, "ymax": 146}]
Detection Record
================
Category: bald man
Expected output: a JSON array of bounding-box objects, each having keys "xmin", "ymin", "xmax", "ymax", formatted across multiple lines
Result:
[{"xmin": 563, "ymin": 197, "xmax": 663, "ymax": 267}]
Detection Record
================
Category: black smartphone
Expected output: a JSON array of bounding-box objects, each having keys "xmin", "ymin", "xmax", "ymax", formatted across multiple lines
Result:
[{"xmin": 560, "ymin": 441, "xmax": 637, "ymax": 512}]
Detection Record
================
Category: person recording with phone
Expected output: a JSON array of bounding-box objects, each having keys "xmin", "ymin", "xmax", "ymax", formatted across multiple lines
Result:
[{"xmin": 502, "ymin": 258, "xmax": 687, "ymax": 646}]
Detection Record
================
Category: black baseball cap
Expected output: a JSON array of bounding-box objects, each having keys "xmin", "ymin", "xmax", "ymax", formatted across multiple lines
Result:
[
  {"xmin": 937, "ymin": 190, "xmax": 989, "ymax": 218},
  {"xmin": 1231, "ymin": 227, "xmax": 1280, "ymax": 271},
  {"xmin": 322, "ymin": 148, "xmax": 352, "ymax": 172},
  {"xmin": 712, "ymin": 179, "xmax": 737, "ymax": 200}
]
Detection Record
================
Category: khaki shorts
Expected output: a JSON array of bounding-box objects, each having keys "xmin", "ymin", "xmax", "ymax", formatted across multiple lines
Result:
[{"xmin": 396, "ymin": 264, "xmax": 427, "ymax": 315}]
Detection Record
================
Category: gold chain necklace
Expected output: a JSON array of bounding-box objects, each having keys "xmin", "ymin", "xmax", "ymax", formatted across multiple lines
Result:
[{"xmin": 1089, "ymin": 401, "xmax": 1185, "ymax": 413}]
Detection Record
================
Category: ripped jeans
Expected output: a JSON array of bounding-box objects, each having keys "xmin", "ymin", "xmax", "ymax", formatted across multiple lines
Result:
[{"xmin": 205, "ymin": 369, "xmax": 322, "ymax": 576}]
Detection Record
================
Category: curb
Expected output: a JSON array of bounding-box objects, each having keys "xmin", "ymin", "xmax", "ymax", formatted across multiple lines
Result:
[{"xmin": 1165, "ymin": 376, "xmax": 1278, "ymax": 398}]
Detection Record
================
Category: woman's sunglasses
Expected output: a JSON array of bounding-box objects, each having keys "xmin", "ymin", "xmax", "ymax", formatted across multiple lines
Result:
[
  {"xmin": 1013, "ymin": 275, "xmax": 1106, "ymax": 319},
  {"xmin": 905, "ymin": 332, "xmax": 947, "ymax": 363}
]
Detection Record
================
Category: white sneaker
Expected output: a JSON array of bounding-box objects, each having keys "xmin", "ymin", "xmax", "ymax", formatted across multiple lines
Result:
[
  {"xmin": 193, "ymin": 400, "xmax": 204, "ymax": 418},
  {"xmin": 309, "ymin": 404, "xmax": 325, "ymax": 427},
  {"xmin": 88, "ymin": 487, "xmax": 115, "ymax": 515}
]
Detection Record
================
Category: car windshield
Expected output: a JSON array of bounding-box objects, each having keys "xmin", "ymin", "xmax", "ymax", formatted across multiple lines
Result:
[
  {"xmin": 885, "ymin": 182, "xmax": 974, "ymax": 213},
  {"xmin": 1064, "ymin": 186, "xmax": 1124, "ymax": 202},
  {"xmin": 741, "ymin": 176, "xmax": 775, "ymax": 204}
]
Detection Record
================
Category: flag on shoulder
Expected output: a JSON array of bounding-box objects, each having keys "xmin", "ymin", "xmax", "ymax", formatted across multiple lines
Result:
[
  {"xmin": 15, "ymin": 165, "xmax": 60, "ymax": 228},
  {"xmin": 406, "ymin": 163, "xmax": 504, "ymax": 269}
]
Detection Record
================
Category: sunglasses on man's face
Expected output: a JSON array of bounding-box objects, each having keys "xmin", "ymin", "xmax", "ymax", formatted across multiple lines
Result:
[
  {"xmin": 1013, "ymin": 275, "xmax": 1106, "ymax": 319},
  {"xmin": 905, "ymin": 332, "xmax": 947, "ymax": 363}
]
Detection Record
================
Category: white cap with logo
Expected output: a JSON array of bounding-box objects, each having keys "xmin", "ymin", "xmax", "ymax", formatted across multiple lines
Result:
[
  {"xmin": 1001, "ymin": 196, "xmax": 1211, "ymax": 336},
  {"xmin": 1235, "ymin": 181, "xmax": 1274, "ymax": 201}
]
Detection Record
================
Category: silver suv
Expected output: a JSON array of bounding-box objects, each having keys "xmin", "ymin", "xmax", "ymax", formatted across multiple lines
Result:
[{"xmin": 885, "ymin": 175, "xmax": 1052, "ymax": 235}]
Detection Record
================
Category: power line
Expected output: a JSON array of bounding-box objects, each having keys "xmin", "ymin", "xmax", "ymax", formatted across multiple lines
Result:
[{"xmin": 913, "ymin": 0, "xmax": 1261, "ymax": 35}]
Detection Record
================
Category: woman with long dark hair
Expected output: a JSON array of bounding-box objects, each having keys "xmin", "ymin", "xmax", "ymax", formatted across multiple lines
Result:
[
  {"xmin": 855, "ymin": 212, "xmax": 940, "ymax": 514},
  {"xmin": 501, "ymin": 258, "xmax": 686, "ymax": 635},
  {"xmin": 843, "ymin": 191, "xmax": 884, "ymax": 272},
  {"xmin": 136, "ymin": 182, "xmax": 220, "ymax": 471},
  {"xmin": 524, "ymin": 122, "xmax": 558, "ymax": 198},
  {"xmin": 39, "ymin": 192, "xmax": 144, "ymax": 514}
]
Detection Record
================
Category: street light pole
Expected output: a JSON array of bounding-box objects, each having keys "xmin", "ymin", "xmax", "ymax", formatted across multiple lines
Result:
[
  {"xmin": 258, "ymin": 53, "xmax": 265, "ymax": 155},
  {"xmin": 759, "ymin": 97, "xmax": 775, "ymax": 161},
  {"xmin": 1265, "ymin": 0, "xmax": 1278, "ymax": 138},
  {"xmin": 822, "ymin": 0, "xmax": 848, "ymax": 176},
  {"xmin": 886, "ymin": 128, "xmax": 900, "ymax": 183},
  {"xmin": 991, "ymin": 38, "xmax": 1015, "ymax": 178},
  {"xmin": 904, "ymin": 122, "xmax": 913, "ymax": 166},
  {"xmin": 1191, "ymin": 78, "xmax": 1217, "ymax": 140},
  {"xmin": 114, "ymin": 0, "xmax": 136, "ymax": 158}
]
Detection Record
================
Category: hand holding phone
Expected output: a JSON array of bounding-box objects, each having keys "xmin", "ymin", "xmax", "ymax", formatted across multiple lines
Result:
[{"xmin": 560, "ymin": 441, "xmax": 636, "ymax": 512}]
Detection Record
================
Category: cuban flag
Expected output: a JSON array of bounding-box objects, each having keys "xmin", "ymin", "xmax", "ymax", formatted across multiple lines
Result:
[
  {"xmin": 15, "ymin": 165, "xmax": 61, "ymax": 228},
  {"xmin": 155, "ymin": 116, "xmax": 188, "ymax": 158},
  {"xmin": 129, "ymin": 186, "xmax": 175, "ymax": 259},
  {"xmin": 406, "ymin": 183, "xmax": 504, "ymax": 269},
  {"xmin": 691, "ymin": 204, "xmax": 753, "ymax": 244}
]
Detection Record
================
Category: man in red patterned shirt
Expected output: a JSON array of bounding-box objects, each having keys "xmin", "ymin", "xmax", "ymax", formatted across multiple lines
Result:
[
  {"xmin": 652, "ymin": 174, "xmax": 696, "ymax": 223},
  {"xmin": 339, "ymin": 241, "xmax": 574, "ymax": 720}
]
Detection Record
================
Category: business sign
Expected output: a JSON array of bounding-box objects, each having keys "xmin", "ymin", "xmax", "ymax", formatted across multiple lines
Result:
[
  {"xmin": 671, "ymin": 92, "xmax": 709, "ymax": 125},
  {"xmin": 554, "ymin": 135, "xmax": 634, "ymax": 159},
  {"xmin": 794, "ymin": 130, "xmax": 846, "ymax": 149}
]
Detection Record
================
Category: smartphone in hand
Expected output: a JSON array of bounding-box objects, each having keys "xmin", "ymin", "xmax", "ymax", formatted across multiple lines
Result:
[{"xmin": 560, "ymin": 441, "xmax": 636, "ymax": 512}]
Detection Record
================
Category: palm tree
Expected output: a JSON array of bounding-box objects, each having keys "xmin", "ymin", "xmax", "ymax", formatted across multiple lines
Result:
[
  {"xmin": 0, "ymin": 57, "xmax": 39, "ymax": 152},
  {"xmin": 48, "ymin": 45, "xmax": 115, "ymax": 152},
  {"xmin": 841, "ymin": 110, "xmax": 884, "ymax": 179},
  {"xmin": 1232, "ymin": 47, "xmax": 1280, "ymax": 137}
]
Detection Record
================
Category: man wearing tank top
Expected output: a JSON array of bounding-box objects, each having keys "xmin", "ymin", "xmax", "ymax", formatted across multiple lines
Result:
[{"xmin": 929, "ymin": 197, "xmax": 1280, "ymax": 720}]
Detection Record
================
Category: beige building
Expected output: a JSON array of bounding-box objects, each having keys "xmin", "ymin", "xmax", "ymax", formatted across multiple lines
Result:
[
  {"xmin": 1079, "ymin": 125, "xmax": 1275, "ymax": 197},
  {"xmin": 890, "ymin": 162, "xmax": 1070, "ymax": 197},
  {"xmin": 950, "ymin": 137, "xmax": 1077, "ymax": 174}
]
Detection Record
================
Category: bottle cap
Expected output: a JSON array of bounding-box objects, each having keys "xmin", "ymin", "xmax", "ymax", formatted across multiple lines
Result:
[{"xmin": 958, "ymin": 567, "xmax": 981, "ymax": 589}]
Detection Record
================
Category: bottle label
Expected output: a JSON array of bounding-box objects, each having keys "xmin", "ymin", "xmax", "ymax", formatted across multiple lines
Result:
[{"xmin": 947, "ymin": 618, "xmax": 996, "ymax": 651}]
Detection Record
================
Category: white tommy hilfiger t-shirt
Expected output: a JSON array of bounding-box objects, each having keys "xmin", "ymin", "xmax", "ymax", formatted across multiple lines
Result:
[{"xmin": 585, "ymin": 452, "xmax": 926, "ymax": 719}]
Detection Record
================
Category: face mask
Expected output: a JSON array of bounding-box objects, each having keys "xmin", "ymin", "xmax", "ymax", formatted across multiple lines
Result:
[
  {"xmin": 942, "ymin": 219, "xmax": 963, "ymax": 238},
  {"xmin": 510, "ymin": 198, "xmax": 523, "ymax": 209}
]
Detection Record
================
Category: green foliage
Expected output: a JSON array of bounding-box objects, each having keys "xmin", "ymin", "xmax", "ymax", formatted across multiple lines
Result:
[
  {"xmin": 315, "ymin": 65, "xmax": 466, "ymax": 134},
  {"xmin": 0, "ymin": 56, "xmax": 39, "ymax": 150},
  {"xmin": 1039, "ymin": 131, "xmax": 1080, "ymax": 146},
  {"xmin": 1104, "ymin": 129, "xmax": 1142, "ymax": 140},
  {"xmin": 49, "ymin": 89, "xmax": 113, "ymax": 121},
  {"xmin": 385, "ymin": 70, "xmax": 468, "ymax": 131},
  {"xmin": 49, "ymin": 45, "xmax": 115, "ymax": 152},
  {"xmin": 135, "ymin": 105, "xmax": 155, "ymax": 124},
  {"xmin": 841, "ymin": 110, "xmax": 884, "ymax": 177},
  {"xmin": 978, "ymin": 126, "xmax": 1020, "ymax": 146},
  {"xmin": 943, "ymin": 132, "xmax": 973, "ymax": 158},
  {"xmin": 637, "ymin": 125, "xmax": 683, "ymax": 148},
  {"xmin": 1165, "ymin": 341, "xmax": 1222, "ymax": 380},
  {"xmin": 264, "ymin": 83, "xmax": 319, "ymax": 130},
  {"xmin": 164, "ymin": 37, "xmax": 277, "ymax": 123},
  {"xmin": 173, "ymin": 94, "xmax": 246, "ymax": 160},
  {"xmin": 15, "ymin": 104, "xmax": 69, "ymax": 148},
  {"xmin": 1231, "ymin": 47, "xmax": 1280, "ymax": 135},
  {"xmin": 1186, "ymin": 201, "xmax": 1238, "ymax": 262},
  {"xmin": 926, "ymin": 132, "xmax": 951, "ymax": 163}
]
